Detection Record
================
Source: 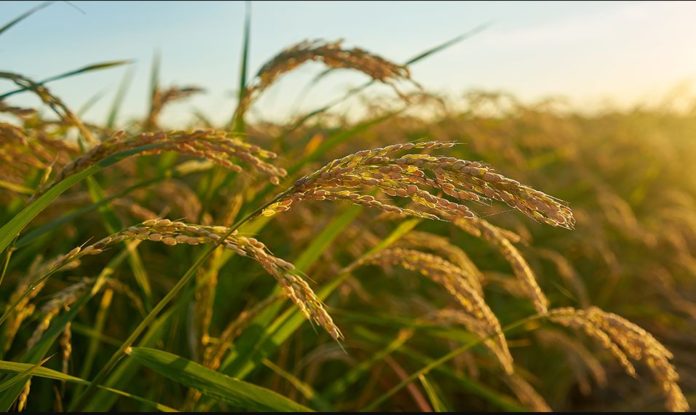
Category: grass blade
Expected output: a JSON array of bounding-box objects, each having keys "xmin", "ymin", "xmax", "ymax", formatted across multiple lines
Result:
[
  {"xmin": 0, "ymin": 355, "xmax": 52, "ymax": 393},
  {"xmin": 353, "ymin": 325, "xmax": 524, "ymax": 411},
  {"xmin": 106, "ymin": 67, "xmax": 135, "ymax": 129},
  {"xmin": 324, "ymin": 328, "xmax": 413, "ymax": 399},
  {"xmin": 418, "ymin": 374, "xmax": 449, "ymax": 412},
  {"xmin": 77, "ymin": 89, "xmax": 107, "ymax": 117},
  {"xmin": 0, "ymin": 60, "xmax": 131, "ymax": 100},
  {"xmin": 0, "ymin": 360, "xmax": 177, "ymax": 412},
  {"xmin": 149, "ymin": 50, "xmax": 161, "ymax": 115},
  {"xmin": 261, "ymin": 357, "xmax": 331, "ymax": 410},
  {"xmin": 0, "ymin": 1, "xmax": 52, "ymax": 37},
  {"xmin": 127, "ymin": 347, "xmax": 311, "ymax": 411},
  {"xmin": 363, "ymin": 314, "xmax": 544, "ymax": 411},
  {"xmin": 80, "ymin": 302, "xmax": 182, "ymax": 411},
  {"xmin": 231, "ymin": 0, "xmax": 251, "ymax": 132}
]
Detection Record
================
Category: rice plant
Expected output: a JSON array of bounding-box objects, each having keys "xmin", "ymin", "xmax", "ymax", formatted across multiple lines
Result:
[{"xmin": 0, "ymin": 3, "xmax": 694, "ymax": 412}]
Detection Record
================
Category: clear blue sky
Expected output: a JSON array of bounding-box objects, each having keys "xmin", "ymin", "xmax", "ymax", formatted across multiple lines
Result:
[{"xmin": 2, "ymin": 1, "xmax": 696, "ymax": 127}]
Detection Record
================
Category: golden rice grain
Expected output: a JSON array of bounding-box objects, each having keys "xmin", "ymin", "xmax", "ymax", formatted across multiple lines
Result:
[{"xmin": 548, "ymin": 307, "xmax": 689, "ymax": 412}]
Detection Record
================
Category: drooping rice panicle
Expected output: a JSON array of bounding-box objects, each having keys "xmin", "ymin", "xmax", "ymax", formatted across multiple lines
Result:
[
  {"xmin": 397, "ymin": 231, "xmax": 484, "ymax": 294},
  {"xmin": 37, "ymin": 129, "xmax": 287, "ymax": 198},
  {"xmin": 0, "ymin": 122, "xmax": 77, "ymax": 191},
  {"xmin": 430, "ymin": 308, "xmax": 514, "ymax": 375},
  {"xmin": 40, "ymin": 219, "xmax": 341, "ymax": 341},
  {"xmin": 25, "ymin": 278, "xmax": 92, "ymax": 350},
  {"xmin": 0, "ymin": 72, "xmax": 97, "ymax": 144},
  {"xmin": 234, "ymin": 39, "xmax": 413, "ymax": 121},
  {"xmin": 3, "ymin": 256, "xmax": 82, "ymax": 352},
  {"xmin": 355, "ymin": 247, "xmax": 513, "ymax": 374},
  {"xmin": 59, "ymin": 322, "xmax": 72, "ymax": 375},
  {"xmin": 503, "ymin": 372, "xmax": 552, "ymax": 412},
  {"xmin": 549, "ymin": 307, "xmax": 637, "ymax": 377},
  {"xmin": 144, "ymin": 85, "xmax": 204, "ymax": 131},
  {"xmin": 457, "ymin": 218, "xmax": 549, "ymax": 314},
  {"xmin": 548, "ymin": 307, "xmax": 689, "ymax": 412},
  {"xmin": 0, "ymin": 101, "xmax": 36, "ymax": 117},
  {"xmin": 261, "ymin": 141, "xmax": 574, "ymax": 232}
]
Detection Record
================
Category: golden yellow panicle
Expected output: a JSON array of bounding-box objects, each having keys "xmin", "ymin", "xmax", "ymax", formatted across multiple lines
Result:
[
  {"xmin": 357, "ymin": 247, "xmax": 513, "ymax": 374},
  {"xmin": 234, "ymin": 39, "xmax": 413, "ymax": 121},
  {"xmin": 267, "ymin": 141, "xmax": 574, "ymax": 233},
  {"xmin": 549, "ymin": 307, "xmax": 689, "ymax": 412}
]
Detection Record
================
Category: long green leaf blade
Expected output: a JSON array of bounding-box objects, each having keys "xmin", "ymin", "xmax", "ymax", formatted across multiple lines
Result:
[
  {"xmin": 0, "ymin": 1, "xmax": 52, "ymax": 37},
  {"xmin": 127, "ymin": 347, "xmax": 311, "ymax": 412},
  {"xmin": 0, "ymin": 60, "xmax": 131, "ymax": 100},
  {"xmin": 0, "ymin": 360, "xmax": 177, "ymax": 411}
]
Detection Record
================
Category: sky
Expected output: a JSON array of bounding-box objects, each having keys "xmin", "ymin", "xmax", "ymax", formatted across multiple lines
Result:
[{"xmin": 2, "ymin": 1, "xmax": 696, "ymax": 127}]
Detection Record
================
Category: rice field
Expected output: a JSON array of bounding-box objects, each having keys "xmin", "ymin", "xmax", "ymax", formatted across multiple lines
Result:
[{"xmin": 1, "ymin": 3, "xmax": 695, "ymax": 412}]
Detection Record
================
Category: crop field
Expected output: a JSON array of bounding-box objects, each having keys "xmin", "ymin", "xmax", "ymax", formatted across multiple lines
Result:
[{"xmin": 0, "ymin": 2, "xmax": 695, "ymax": 412}]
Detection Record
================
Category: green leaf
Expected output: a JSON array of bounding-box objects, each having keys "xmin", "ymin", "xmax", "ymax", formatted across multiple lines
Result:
[
  {"xmin": 403, "ymin": 23, "xmax": 490, "ymax": 66},
  {"xmin": 127, "ymin": 347, "xmax": 311, "ymax": 412},
  {"xmin": 353, "ymin": 326, "xmax": 524, "ymax": 411},
  {"xmin": 0, "ymin": 360, "xmax": 177, "ymax": 412},
  {"xmin": 0, "ymin": 1, "xmax": 52, "ymax": 37},
  {"xmin": 78, "ymin": 286, "xmax": 116, "ymax": 383},
  {"xmin": 324, "ymin": 327, "xmax": 413, "ymax": 399},
  {"xmin": 0, "ymin": 59, "xmax": 131, "ymax": 100},
  {"xmin": 293, "ymin": 204, "xmax": 364, "ymax": 271},
  {"xmin": 363, "ymin": 314, "xmax": 544, "ymax": 411},
  {"xmin": 80, "ymin": 302, "xmax": 182, "ymax": 411},
  {"xmin": 261, "ymin": 358, "xmax": 331, "ymax": 410},
  {"xmin": 231, "ymin": 0, "xmax": 251, "ymax": 132},
  {"xmin": 14, "ymin": 169, "xmax": 186, "ymax": 250},
  {"xmin": 78, "ymin": 89, "xmax": 108, "ymax": 117},
  {"xmin": 0, "ymin": 355, "xmax": 52, "ymax": 393},
  {"xmin": 149, "ymin": 50, "xmax": 161, "ymax": 113},
  {"xmin": 418, "ymin": 374, "xmax": 449, "ymax": 412},
  {"xmin": 106, "ymin": 67, "xmax": 135, "ymax": 129}
]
